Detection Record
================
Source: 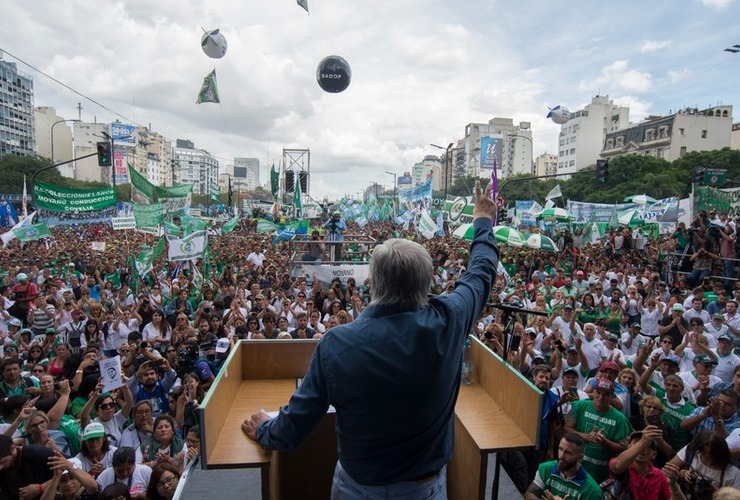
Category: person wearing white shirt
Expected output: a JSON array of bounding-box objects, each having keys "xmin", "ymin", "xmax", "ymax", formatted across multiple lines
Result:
[
  {"xmin": 674, "ymin": 331, "xmax": 717, "ymax": 374},
  {"xmin": 638, "ymin": 297, "xmax": 664, "ymax": 339},
  {"xmin": 712, "ymin": 334, "xmax": 740, "ymax": 382},
  {"xmin": 550, "ymin": 367, "xmax": 589, "ymax": 418},
  {"xmin": 705, "ymin": 313, "xmax": 730, "ymax": 343},
  {"xmin": 683, "ymin": 297, "xmax": 711, "ymax": 325},
  {"xmin": 679, "ymin": 354, "xmax": 723, "ymax": 404},
  {"xmin": 96, "ymin": 447, "xmax": 152, "ymax": 498},
  {"xmin": 620, "ymin": 323, "xmax": 648, "ymax": 358},
  {"xmin": 246, "ymin": 245, "xmax": 267, "ymax": 269},
  {"xmin": 724, "ymin": 300, "xmax": 740, "ymax": 339}
]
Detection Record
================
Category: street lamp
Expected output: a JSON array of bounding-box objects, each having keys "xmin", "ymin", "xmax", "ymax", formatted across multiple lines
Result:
[
  {"xmin": 50, "ymin": 119, "xmax": 80, "ymax": 164},
  {"xmin": 430, "ymin": 142, "xmax": 454, "ymax": 199},
  {"xmin": 385, "ymin": 170, "xmax": 397, "ymax": 215}
]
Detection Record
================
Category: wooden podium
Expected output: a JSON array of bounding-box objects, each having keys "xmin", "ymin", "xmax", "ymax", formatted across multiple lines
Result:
[{"xmin": 200, "ymin": 337, "xmax": 541, "ymax": 500}]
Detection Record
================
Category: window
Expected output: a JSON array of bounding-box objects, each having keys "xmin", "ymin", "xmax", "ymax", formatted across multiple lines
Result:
[
  {"xmin": 606, "ymin": 139, "xmax": 614, "ymax": 149},
  {"xmin": 570, "ymin": 148, "xmax": 576, "ymax": 155},
  {"xmin": 701, "ymin": 130, "xmax": 707, "ymax": 139},
  {"xmin": 680, "ymin": 146, "xmax": 687, "ymax": 156},
  {"xmin": 679, "ymin": 128, "xmax": 685, "ymax": 136}
]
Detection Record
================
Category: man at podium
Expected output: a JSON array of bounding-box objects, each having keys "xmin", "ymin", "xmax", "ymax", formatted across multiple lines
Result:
[{"xmin": 243, "ymin": 181, "xmax": 499, "ymax": 499}]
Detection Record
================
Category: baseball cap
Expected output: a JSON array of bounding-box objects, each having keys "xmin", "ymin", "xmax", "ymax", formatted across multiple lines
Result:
[
  {"xmin": 567, "ymin": 345, "xmax": 578, "ymax": 353},
  {"xmin": 672, "ymin": 304, "xmax": 684, "ymax": 312},
  {"xmin": 594, "ymin": 378, "xmax": 615, "ymax": 394},
  {"xmin": 599, "ymin": 361, "xmax": 620, "ymax": 373},
  {"xmin": 7, "ymin": 318, "xmax": 21, "ymax": 327},
  {"xmin": 562, "ymin": 367, "xmax": 578, "ymax": 377},
  {"xmin": 607, "ymin": 334, "xmax": 619, "ymax": 342},
  {"xmin": 712, "ymin": 313, "xmax": 724, "ymax": 319},
  {"xmin": 663, "ymin": 355, "xmax": 681, "ymax": 365},
  {"xmin": 693, "ymin": 354, "xmax": 718, "ymax": 365},
  {"xmin": 563, "ymin": 304, "xmax": 573, "ymax": 310},
  {"xmin": 16, "ymin": 273, "xmax": 27, "ymax": 281},
  {"xmin": 576, "ymin": 270, "xmax": 584, "ymax": 276},
  {"xmin": 71, "ymin": 310, "xmax": 82, "ymax": 318},
  {"xmin": 630, "ymin": 322, "xmax": 641, "ymax": 329},
  {"xmin": 532, "ymin": 354, "xmax": 547, "ymax": 364},
  {"xmin": 82, "ymin": 422, "xmax": 105, "ymax": 441},
  {"xmin": 215, "ymin": 338, "xmax": 230, "ymax": 353},
  {"xmin": 718, "ymin": 333, "xmax": 733, "ymax": 343}
]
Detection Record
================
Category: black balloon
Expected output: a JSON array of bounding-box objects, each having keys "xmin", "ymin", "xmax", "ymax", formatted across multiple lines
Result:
[{"xmin": 316, "ymin": 55, "xmax": 352, "ymax": 93}]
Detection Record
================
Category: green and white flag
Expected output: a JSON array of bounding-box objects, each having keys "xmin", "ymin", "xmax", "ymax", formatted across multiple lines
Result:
[
  {"xmin": 133, "ymin": 203, "xmax": 163, "ymax": 229},
  {"xmin": 222, "ymin": 216, "xmax": 239, "ymax": 234},
  {"xmin": 162, "ymin": 220, "xmax": 182, "ymax": 237},
  {"xmin": 196, "ymin": 69, "xmax": 220, "ymax": 104},
  {"xmin": 168, "ymin": 230, "xmax": 208, "ymax": 261},
  {"xmin": 417, "ymin": 208, "xmax": 438, "ymax": 240},
  {"xmin": 256, "ymin": 218, "xmax": 279, "ymax": 233},
  {"xmin": 181, "ymin": 216, "xmax": 208, "ymax": 236},
  {"xmin": 13, "ymin": 222, "xmax": 52, "ymax": 242}
]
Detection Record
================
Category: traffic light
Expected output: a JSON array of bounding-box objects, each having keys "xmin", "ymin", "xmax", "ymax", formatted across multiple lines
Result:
[
  {"xmin": 497, "ymin": 207, "xmax": 508, "ymax": 222},
  {"xmin": 692, "ymin": 167, "xmax": 705, "ymax": 185},
  {"xmin": 96, "ymin": 142, "xmax": 112, "ymax": 167},
  {"xmin": 596, "ymin": 159, "xmax": 609, "ymax": 184}
]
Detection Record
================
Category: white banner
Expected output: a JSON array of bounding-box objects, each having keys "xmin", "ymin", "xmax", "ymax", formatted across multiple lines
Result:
[
  {"xmin": 100, "ymin": 356, "xmax": 124, "ymax": 392},
  {"xmin": 298, "ymin": 263, "xmax": 370, "ymax": 286},
  {"xmin": 111, "ymin": 216, "xmax": 136, "ymax": 230},
  {"xmin": 1, "ymin": 211, "xmax": 36, "ymax": 246},
  {"xmin": 168, "ymin": 230, "xmax": 207, "ymax": 261},
  {"xmin": 91, "ymin": 242, "xmax": 106, "ymax": 252}
]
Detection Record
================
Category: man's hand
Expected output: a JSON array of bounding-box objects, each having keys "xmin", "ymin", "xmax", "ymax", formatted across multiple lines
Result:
[
  {"xmin": 471, "ymin": 180, "xmax": 497, "ymax": 220},
  {"xmin": 241, "ymin": 409, "xmax": 272, "ymax": 441}
]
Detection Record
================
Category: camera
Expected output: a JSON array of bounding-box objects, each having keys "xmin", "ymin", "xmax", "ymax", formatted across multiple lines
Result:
[
  {"xmin": 204, "ymin": 307, "xmax": 211, "ymax": 314},
  {"xmin": 140, "ymin": 341, "xmax": 149, "ymax": 349},
  {"xmin": 177, "ymin": 345, "xmax": 199, "ymax": 378},
  {"xmin": 688, "ymin": 472, "xmax": 713, "ymax": 498},
  {"xmin": 484, "ymin": 330, "xmax": 494, "ymax": 340}
]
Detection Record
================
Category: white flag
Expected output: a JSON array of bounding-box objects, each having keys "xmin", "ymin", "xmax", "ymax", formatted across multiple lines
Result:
[
  {"xmin": 417, "ymin": 208, "xmax": 438, "ymax": 239},
  {"xmin": 528, "ymin": 201, "xmax": 543, "ymax": 215},
  {"xmin": 544, "ymin": 199, "xmax": 556, "ymax": 209},
  {"xmin": 1, "ymin": 211, "xmax": 36, "ymax": 246},
  {"xmin": 545, "ymin": 184, "xmax": 562, "ymax": 200},
  {"xmin": 168, "ymin": 230, "xmax": 208, "ymax": 261}
]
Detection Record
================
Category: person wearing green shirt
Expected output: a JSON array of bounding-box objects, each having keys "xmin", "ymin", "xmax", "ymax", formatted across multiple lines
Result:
[
  {"xmin": 525, "ymin": 433, "xmax": 602, "ymax": 500},
  {"xmin": 658, "ymin": 375, "xmax": 696, "ymax": 450},
  {"xmin": 565, "ymin": 378, "xmax": 633, "ymax": 483}
]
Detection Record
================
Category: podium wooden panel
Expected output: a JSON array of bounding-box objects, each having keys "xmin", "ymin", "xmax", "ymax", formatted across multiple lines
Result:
[{"xmin": 200, "ymin": 337, "xmax": 540, "ymax": 500}]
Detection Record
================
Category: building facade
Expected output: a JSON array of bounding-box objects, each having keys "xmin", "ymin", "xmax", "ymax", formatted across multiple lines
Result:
[
  {"xmin": 233, "ymin": 157, "xmax": 260, "ymax": 191},
  {"xmin": 34, "ymin": 106, "xmax": 75, "ymax": 177},
  {"xmin": 462, "ymin": 117, "xmax": 533, "ymax": 181},
  {"xmin": 0, "ymin": 55, "xmax": 35, "ymax": 157},
  {"xmin": 174, "ymin": 139, "xmax": 219, "ymax": 195},
  {"xmin": 72, "ymin": 122, "xmax": 109, "ymax": 183},
  {"xmin": 557, "ymin": 95, "xmax": 630, "ymax": 177},
  {"xmin": 601, "ymin": 105, "xmax": 733, "ymax": 162},
  {"xmin": 534, "ymin": 152, "xmax": 558, "ymax": 177}
]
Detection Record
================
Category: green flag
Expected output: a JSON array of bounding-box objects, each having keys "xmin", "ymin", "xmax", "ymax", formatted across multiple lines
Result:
[
  {"xmin": 181, "ymin": 216, "xmax": 208, "ymax": 236},
  {"xmin": 256, "ymin": 218, "xmax": 279, "ymax": 233},
  {"xmin": 222, "ymin": 216, "xmax": 239, "ymax": 234},
  {"xmin": 196, "ymin": 69, "xmax": 220, "ymax": 104},
  {"xmin": 13, "ymin": 222, "xmax": 52, "ymax": 242},
  {"xmin": 128, "ymin": 255, "xmax": 140, "ymax": 295},
  {"xmin": 151, "ymin": 236, "xmax": 166, "ymax": 260},
  {"xmin": 133, "ymin": 203, "xmax": 164, "ymax": 229},
  {"xmin": 270, "ymin": 164, "xmax": 279, "ymax": 199},
  {"xmin": 294, "ymin": 176, "xmax": 302, "ymax": 217},
  {"xmin": 163, "ymin": 220, "xmax": 182, "ymax": 237}
]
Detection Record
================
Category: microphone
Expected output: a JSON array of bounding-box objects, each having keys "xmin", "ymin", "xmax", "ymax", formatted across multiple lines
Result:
[{"xmin": 488, "ymin": 303, "xmax": 549, "ymax": 317}]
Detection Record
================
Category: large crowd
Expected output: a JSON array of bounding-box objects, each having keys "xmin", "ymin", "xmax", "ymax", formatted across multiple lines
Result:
[{"xmin": 0, "ymin": 206, "xmax": 738, "ymax": 499}]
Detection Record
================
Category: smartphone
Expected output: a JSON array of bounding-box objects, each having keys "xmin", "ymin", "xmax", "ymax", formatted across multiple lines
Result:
[
  {"xmin": 569, "ymin": 386, "xmax": 578, "ymax": 394},
  {"xmin": 647, "ymin": 414, "xmax": 660, "ymax": 426},
  {"xmin": 510, "ymin": 336, "xmax": 521, "ymax": 351}
]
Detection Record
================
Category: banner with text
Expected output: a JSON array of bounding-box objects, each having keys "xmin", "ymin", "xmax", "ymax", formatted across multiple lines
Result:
[
  {"xmin": 693, "ymin": 186, "xmax": 740, "ymax": 218},
  {"xmin": 133, "ymin": 203, "xmax": 164, "ymax": 229},
  {"xmin": 157, "ymin": 183, "xmax": 193, "ymax": 216},
  {"xmin": 34, "ymin": 181, "xmax": 117, "ymax": 225},
  {"xmin": 297, "ymin": 263, "xmax": 370, "ymax": 286},
  {"xmin": 397, "ymin": 179, "xmax": 433, "ymax": 211},
  {"xmin": 128, "ymin": 164, "xmax": 155, "ymax": 203}
]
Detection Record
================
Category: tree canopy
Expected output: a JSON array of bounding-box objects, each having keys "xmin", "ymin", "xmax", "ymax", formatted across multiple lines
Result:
[{"xmin": 435, "ymin": 147, "xmax": 740, "ymax": 206}]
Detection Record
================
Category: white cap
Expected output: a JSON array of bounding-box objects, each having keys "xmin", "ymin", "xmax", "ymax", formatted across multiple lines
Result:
[{"xmin": 215, "ymin": 338, "xmax": 230, "ymax": 353}]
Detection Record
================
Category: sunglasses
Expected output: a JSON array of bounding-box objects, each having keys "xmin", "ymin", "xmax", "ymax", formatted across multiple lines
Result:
[
  {"xmin": 98, "ymin": 402, "xmax": 116, "ymax": 410},
  {"xmin": 32, "ymin": 368, "xmax": 44, "ymax": 373},
  {"xmin": 166, "ymin": 349, "xmax": 177, "ymax": 353}
]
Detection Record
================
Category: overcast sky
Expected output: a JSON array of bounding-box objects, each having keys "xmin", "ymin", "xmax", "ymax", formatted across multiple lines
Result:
[{"xmin": 3, "ymin": 0, "xmax": 739, "ymax": 200}]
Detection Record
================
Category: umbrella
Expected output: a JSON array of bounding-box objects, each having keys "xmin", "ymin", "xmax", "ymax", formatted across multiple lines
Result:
[
  {"xmin": 492, "ymin": 226, "xmax": 526, "ymax": 247},
  {"xmin": 535, "ymin": 207, "xmax": 575, "ymax": 223},
  {"xmin": 617, "ymin": 208, "xmax": 645, "ymax": 226},
  {"xmin": 526, "ymin": 233, "xmax": 559, "ymax": 252},
  {"xmin": 623, "ymin": 194, "xmax": 657, "ymax": 205},
  {"xmin": 452, "ymin": 223, "xmax": 476, "ymax": 241}
]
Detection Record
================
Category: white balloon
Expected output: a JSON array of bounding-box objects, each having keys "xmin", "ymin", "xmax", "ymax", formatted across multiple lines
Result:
[
  {"xmin": 201, "ymin": 29, "xmax": 227, "ymax": 59},
  {"xmin": 547, "ymin": 105, "xmax": 571, "ymax": 125}
]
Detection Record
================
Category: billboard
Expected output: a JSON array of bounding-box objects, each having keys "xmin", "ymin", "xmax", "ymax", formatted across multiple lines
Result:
[
  {"xmin": 111, "ymin": 123, "xmax": 137, "ymax": 147},
  {"xmin": 113, "ymin": 151, "xmax": 128, "ymax": 184},
  {"xmin": 480, "ymin": 136, "xmax": 502, "ymax": 170}
]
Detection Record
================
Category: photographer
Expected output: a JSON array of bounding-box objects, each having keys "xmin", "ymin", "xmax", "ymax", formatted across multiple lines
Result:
[
  {"xmin": 323, "ymin": 211, "xmax": 346, "ymax": 262},
  {"xmin": 607, "ymin": 428, "xmax": 671, "ymax": 499},
  {"xmin": 666, "ymin": 431, "xmax": 740, "ymax": 496}
]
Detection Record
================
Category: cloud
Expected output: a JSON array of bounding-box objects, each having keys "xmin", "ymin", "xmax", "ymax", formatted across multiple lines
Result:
[
  {"xmin": 640, "ymin": 40, "xmax": 671, "ymax": 53},
  {"xmin": 580, "ymin": 61, "xmax": 652, "ymax": 93},
  {"xmin": 667, "ymin": 68, "xmax": 692, "ymax": 83},
  {"xmin": 696, "ymin": 0, "xmax": 734, "ymax": 9}
]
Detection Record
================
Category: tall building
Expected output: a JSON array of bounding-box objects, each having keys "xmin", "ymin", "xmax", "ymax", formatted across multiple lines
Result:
[
  {"xmin": 136, "ymin": 128, "xmax": 172, "ymax": 186},
  {"xmin": 602, "ymin": 105, "xmax": 733, "ymax": 162},
  {"xmin": 0, "ymin": 54, "xmax": 35, "ymax": 157},
  {"xmin": 174, "ymin": 139, "xmax": 219, "ymax": 195},
  {"xmin": 557, "ymin": 95, "xmax": 630, "ymax": 177},
  {"xmin": 462, "ymin": 117, "xmax": 533, "ymax": 180},
  {"xmin": 534, "ymin": 153, "xmax": 558, "ymax": 177},
  {"xmin": 72, "ymin": 122, "xmax": 109, "ymax": 183},
  {"xmin": 411, "ymin": 156, "xmax": 441, "ymax": 189},
  {"xmin": 233, "ymin": 157, "xmax": 260, "ymax": 190},
  {"xmin": 34, "ymin": 106, "xmax": 75, "ymax": 177}
]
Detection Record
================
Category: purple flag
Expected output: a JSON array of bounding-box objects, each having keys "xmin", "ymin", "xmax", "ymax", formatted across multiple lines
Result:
[{"xmin": 490, "ymin": 158, "xmax": 498, "ymax": 224}]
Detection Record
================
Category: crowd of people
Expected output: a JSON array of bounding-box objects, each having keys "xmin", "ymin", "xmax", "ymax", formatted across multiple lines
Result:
[{"xmin": 0, "ymin": 203, "xmax": 738, "ymax": 498}]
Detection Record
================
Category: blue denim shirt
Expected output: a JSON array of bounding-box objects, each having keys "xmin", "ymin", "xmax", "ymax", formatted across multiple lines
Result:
[{"xmin": 256, "ymin": 216, "xmax": 499, "ymax": 485}]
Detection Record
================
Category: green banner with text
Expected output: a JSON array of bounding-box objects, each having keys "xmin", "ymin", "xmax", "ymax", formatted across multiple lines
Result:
[{"xmin": 34, "ymin": 181, "xmax": 116, "ymax": 213}]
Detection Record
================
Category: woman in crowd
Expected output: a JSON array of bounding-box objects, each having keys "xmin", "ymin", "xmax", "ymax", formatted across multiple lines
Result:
[
  {"xmin": 175, "ymin": 372, "xmax": 204, "ymax": 435},
  {"xmin": 628, "ymin": 395, "xmax": 674, "ymax": 468},
  {"xmin": 80, "ymin": 386, "xmax": 133, "ymax": 448},
  {"xmin": 148, "ymin": 284, "xmax": 165, "ymax": 310},
  {"xmin": 24, "ymin": 344, "xmax": 48, "ymax": 371},
  {"xmin": 96, "ymin": 446, "xmax": 151, "ymax": 499},
  {"xmin": 48, "ymin": 343, "xmax": 71, "ymax": 378},
  {"xmin": 170, "ymin": 313, "xmax": 194, "ymax": 348},
  {"xmin": 72, "ymin": 422, "xmax": 117, "ymax": 478},
  {"xmin": 42, "ymin": 451, "xmax": 100, "ymax": 500},
  {"xmin": 137, "ymin": 414, "xmax": 186, "ymax": 472},
  {"xmin": 667, "ymin": 431, "xmax": 740, "ymax": 491},
  {"xmin": 141, "ymin": 310, "xmax": 172, "ymax": 352},
  {"xmin": 119, "ymin": 401, "xmax": 153, "ymax": 451},
  {"xmin": 23, "ymin": 409, "xmax": 71, "ymax": 457},
  {"xmin": 146, "ymin": 463, "xmax": 181, "ymax": 500},
  {"xmin": 80, "ymin": 319, "xmax": 102, "ymax": 351}
]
